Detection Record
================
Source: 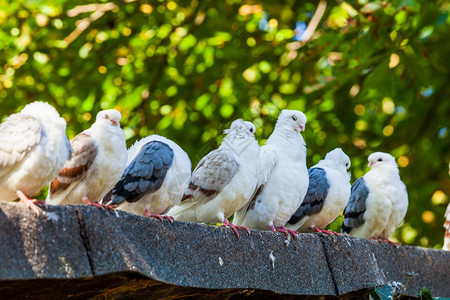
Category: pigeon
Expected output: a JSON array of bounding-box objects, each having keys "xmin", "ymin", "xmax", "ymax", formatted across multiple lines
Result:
[
  {"xmin": 100, "ymin": 134, "xmax": 191, "ymax": 220},
  {"xmin": 233, "ymin": 110, "xmax": 308, "ymax": 237},
  {"xmin": 0, "ymin": 101, "xmax": 72, "ymax": 215},
  {"xmin": 285, "ymin": 148, "xmax": 351, "ymax": 235},
  {"xmin": 168, "ymin": 119, "xmax": 259, "ymax": 237},
  {"xmin": 341, "ymin": 152, "xmax": 408, "ymax": 245},
  {"xmin": 46, "ymin": 109, "xmax": 127, "ymax": 206},
  {"xmin": 443, "ymin": 203, "xmax": 450, "ymax": 251}
]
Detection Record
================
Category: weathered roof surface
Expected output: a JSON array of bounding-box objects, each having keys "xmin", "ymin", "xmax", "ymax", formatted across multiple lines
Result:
[{"xmin": 0, "ymin": 202, "xmax": 448, "ymax": 299}]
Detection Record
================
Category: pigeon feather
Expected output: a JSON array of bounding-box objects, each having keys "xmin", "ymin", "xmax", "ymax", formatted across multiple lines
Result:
[
  {"xmin": 168, "ymin": 119, "xmax": 259, "ymax": 224},
  {"xmin": 47, "ymin": 109, "xmax": 127, "ymax": 205},
  {"xmin": 341, "ymin": 152, "xmax": 408, "ymax": 240},
  {"xmin": 0, "ymin": 101, "xmax": 72, "ymax": 201},
  {"xmin": 101, "ymin": 135, "xmax": 191, "ymax": 216}
]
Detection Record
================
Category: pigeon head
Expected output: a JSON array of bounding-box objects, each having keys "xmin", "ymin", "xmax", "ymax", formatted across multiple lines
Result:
[
  {"xmin": 96, "ymin": 109, "xmax": 122, "ymax": 127},
  {"xmin": 242, "ymin": 121, "xmax": 256, "ymax": 136},
  {"xmin": 21, "ymin": 101, "xmax": 66, "ymax": 128},
  {"xmin": 367, "ymin": 152, "xmax": 397, "ymax": 168},
  {"xmin": 276, "ymin": 110, "xmax": 307, "ymax": 133},
  {"xmin": 325, "ymin": 148, "xmax": 351, "ymax": 169},
  {"xmin": 225, "ymin": 119, "xmax": 256, "ymax": 137}
]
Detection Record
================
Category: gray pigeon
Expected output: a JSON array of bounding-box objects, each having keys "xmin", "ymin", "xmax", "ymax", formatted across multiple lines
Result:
[
  {"xmin": 342, "ymin": 152, "xmax": 408, "ymax": 245},
  {"xmin": 101, "ymin": 134, "xmax": 191, "ymax": 220},
  {"xmin": 286, "ymin": 148, "xmax": 351, "ymax": 234}
]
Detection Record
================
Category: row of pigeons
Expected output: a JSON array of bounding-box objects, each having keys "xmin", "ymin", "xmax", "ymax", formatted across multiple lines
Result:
[{"xmin": 0, "ymin": 102, "xmax": 409, "ymax": 244}]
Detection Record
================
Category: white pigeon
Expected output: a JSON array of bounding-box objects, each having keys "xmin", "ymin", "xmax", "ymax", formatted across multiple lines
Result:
[
  {"xmin": 341, "ymin": 152, "xmax": 408, "ymax": 245},
  {"xmin": 46, "ymin": 109, "xmax": 127, "ymax": 206},
  {"xmin": 0, "ymin": 101, "xmax": 72, "ymax": 214},
  {"xmin": 443, "ymin": 203, "xmax": 450, "ymax": 251},
  {"xmin": 285, "ymin": 148, "xmax": 351, "ymax": 234},
  {"xmin": 233, "ymin": 110, "xmax": 308, "ymax": 237},
  {"xmin": 168, "ymin": 119, "xmax": 259, "ymax": 237},
  {"xmin": 100, "ymin": 134, "xmax": 191, "ymax": 220}
]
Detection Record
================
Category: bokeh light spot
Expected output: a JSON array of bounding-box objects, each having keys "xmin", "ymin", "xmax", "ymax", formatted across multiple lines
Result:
[
  {"xmin": 389, "ymin": 53, "xmax": 400, "ymax": 68},
  {"xmin": 431, "ymin": 190, "xmax": 447, "ymax": 205},
  {"xmin": 382, "ymin": 97, "xmax": 395, "ymax": 114},
  {"xmin": 98, "ymin": 65, "xmax": 107, "ymax": 74},
  {"xmin": 354, "ymin": 104, "xmax": 365, "ymax": 115},
  {"xmin": 383, "ymin": 125, "xmax": 394, "ymax": 136},
  {"xmin": 397, "ymin": 155, "xmax": 409, "ymax": 167},
  {"xmin": 421, "ymin": 211, "xmax": 435, "ymax": 224}
]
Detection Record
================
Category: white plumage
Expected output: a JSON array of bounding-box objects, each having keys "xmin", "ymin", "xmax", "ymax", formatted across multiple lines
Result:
[
  {"xmin": 0, "ymin": 101, "xmax": 72, "ymax": 214},
  {"xmin": 443, "ymin": 203, "xmax": 450, "ymax": 251},
  {"xmin": 342, "ymin": 152, "xmax": 408, "ymax": 241},
  {"xmin": 46, "ymin": 109, "xmax": 127, "ymax": 205},
  {"xmin": 168, "ymin": 119, "xmax": 259, "ymax": 235},
  {"xmin": 233, "ymin": 110, "xmax": 309, "ymax": 236},
  {"xmin": 101, "ymin": 134, "xmax": 191, "ymax": 218},
  {"xmin": 286, "ymin": 148, "xmax": 351, "ymax": 233}
]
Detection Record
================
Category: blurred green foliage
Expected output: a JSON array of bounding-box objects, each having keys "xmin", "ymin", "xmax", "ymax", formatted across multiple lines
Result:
[{"xmin": 0, "ymin": 0, "xmax": 448, "ymax": 248}]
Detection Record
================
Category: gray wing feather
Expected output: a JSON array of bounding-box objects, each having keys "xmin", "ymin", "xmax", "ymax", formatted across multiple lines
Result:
[
  {"xmin": 287, "ymin": 167, "xmax": 329, "ymax": 225},
  {"xmin": 104, "ymin": 141, "xmax": 174, "ymax": 205},
  {"xmin": 181, "ymin": 148, "xmax": 239, "ymax": 203},
  {"xmin": 341, "ymin": 177, "xmax": 369, "ymax": 233},
  {"xmin": 0, "ymin": 114, "xmax": 43, "ymax": 168}
]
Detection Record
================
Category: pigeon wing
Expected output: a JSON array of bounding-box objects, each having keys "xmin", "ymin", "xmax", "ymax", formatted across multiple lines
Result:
[
  {"xmin": 233, "ymin": 145, "xmax": 277, "ymax": 225},
  {"xmin": 287, "ymin": 167, "xmax": 329, "ymax": 225},
  {"xmin": 49, "ymin": 132, "xmax": 98, "ymax": 196},
  {"xmin": 105, "ymin": 141, "xmax": 174, "ymax": 206},
  {"xmin": 0, "ymin": 114, "xmax": 43, "ymax": 169},
  {"xmin": 181, "ymin": 148, "xmax": 239, "ymax": 204},
  {"xmin": 341, "ymin": 177, "xmax": 369, "ymax": 233}
]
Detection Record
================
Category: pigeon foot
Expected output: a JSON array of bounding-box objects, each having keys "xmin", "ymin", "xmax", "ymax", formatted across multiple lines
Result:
[
  {"xmin": 17, "ymin": 191, "xmax": 44, "ymax": 216},
  {"xmin": 222, "ymin": 219, "xmax": 250, "ymax": 239},
  {"xmin": 312, "ymin": 226, "xmax": 339, "ymax": 236},
  {"xmin": 271, "ymin": 225, "xmax": 298, "ymax": 238},
  {"xmin": 144, "ymin": 209, "xmax": 173, "ymax": 222},
  {"xmin": 83, "ymin": 197, "xmax": 117, "ymax": 210}
]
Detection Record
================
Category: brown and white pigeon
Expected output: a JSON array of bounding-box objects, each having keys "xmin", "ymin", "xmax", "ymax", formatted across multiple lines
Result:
[
  {"xmin": 46, "ymin": 109, "xmax": 127, "ymax": 205},
  {"xmin": 0, "ymin": 101, "xmax": 72, "ymax": 214}
]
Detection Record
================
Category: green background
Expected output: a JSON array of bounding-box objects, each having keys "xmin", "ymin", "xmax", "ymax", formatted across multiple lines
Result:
[{"xmin": 0, "ymin": 0, "xmax": 448, "ymax": 248}]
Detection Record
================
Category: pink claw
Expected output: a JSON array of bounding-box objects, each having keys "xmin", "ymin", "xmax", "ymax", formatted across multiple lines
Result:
[
  {"xmin": 149, "ymin": 214, "xmax": 164, "ymax": 221},
  {"xmin": 163, "ymin": 215, "xmax": 174, "ymax": 223},
  {"xmin": 271, "ymin": 225, "xmax": 298, "ymax": 238},
  {"xmin": 222, "ymin": 219, "xmax": 250, "ymax": 239},
  {"xmin": 313, "ymin": 226, "xmax": 340, "ymax": 236},
  {"xmin": 381, "ymin": 239, "xmax": 400, "ymax": 247},
  {"xmin": 17, "ymin": 191, "xmax": 43, "ymax": 216},
  {"xmin": 371, "ymin": 237, "xmax": 400, "ymax": 247},
  {"xmin": 144, "ymin": 209, "xmax": 173, "ymax": 222},
  {"xmin": 83, "ymin": 197, "xmax": 117, "ymax": 210}
]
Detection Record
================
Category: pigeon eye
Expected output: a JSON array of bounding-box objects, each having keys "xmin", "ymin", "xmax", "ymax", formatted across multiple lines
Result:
[
  {"xmin": 104, "ymin": 115, "xmax": 110, "ymax": 119},
  {"xmin": 292, "ymin": 115, "xmax": 297, "ymax": 121},
  {"xmin": 249, "ymin": 127, "xmax": 254, "ymax": 133},
  {"xmin": 378, "ymin": 158, "xmax": 382, "ymax": 162},
  {"xmin": 345, "ymin": 163, "xmax": 349, "ymax": 167}
]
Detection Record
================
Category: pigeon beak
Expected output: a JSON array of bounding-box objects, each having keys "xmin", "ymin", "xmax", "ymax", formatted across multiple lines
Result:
[
  {"xmin": 368, "ymin": 161, "xmax": 373, "ymax": 167},
  {"xmin": 111, "ymin": 119, "xmax": 119, "ymax": 126},
  {"xmin": 299, "ymin": 124, "xmax": 305, "ymax": 132}
]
